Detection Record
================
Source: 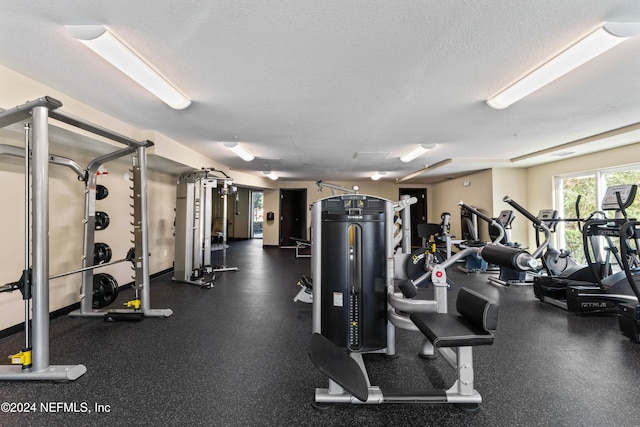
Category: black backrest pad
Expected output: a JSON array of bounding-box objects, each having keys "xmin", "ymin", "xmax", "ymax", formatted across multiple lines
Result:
[
  {"xmin": 417, "ymin": 223, "xmax": 441, "ymax": 239},
  {"xmin": 456, "ymin": 287, "xmax": 499, "ymax": 331}
]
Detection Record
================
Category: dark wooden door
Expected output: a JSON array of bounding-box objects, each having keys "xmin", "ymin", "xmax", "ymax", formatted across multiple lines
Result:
[
  {"xmin": 280, "ymin": 189, "xmax": 307, "ymax": 246},
  {"xmin": 399, "ymin": 188, "xmax": 427, "ymax": 248}
]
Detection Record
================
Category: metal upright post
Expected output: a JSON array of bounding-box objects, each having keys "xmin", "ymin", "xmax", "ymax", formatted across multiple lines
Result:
[
  {"xmin": 400, "ymin": 195, "xmax": 411, "ymax": 255},
  {"xmin": 214, "ymin": 179, "xmax": 239, "ymax": 272},
  {"xmin": 0, "ymin": 97, "xmax": 86, "ymax": 380},
  {"xmin": 23, "ymin": 123, "xmax": 30, "ymax": 353},
  {"xmin": 222, "ymin": 180, "xmax": 228, "ymax": 267},
  {"xmin": 30, "ymin": 106, "xmax": 50, "ymax": 371},
  {"xmin": 136, "ymin": 146, "xmax": 151, "ymax": 312},
  {"xmin": 385, "ymin": 199, "xmax": 396, "ymax": 356},
  {"xmin": 134, "ymin": 146, "xmax": 173, "ymax": 317}
]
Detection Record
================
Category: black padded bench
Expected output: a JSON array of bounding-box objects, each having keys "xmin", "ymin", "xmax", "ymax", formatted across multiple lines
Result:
[{"xmin": 410, "ymin": 287, "xmax": 499, "ymax": 349}]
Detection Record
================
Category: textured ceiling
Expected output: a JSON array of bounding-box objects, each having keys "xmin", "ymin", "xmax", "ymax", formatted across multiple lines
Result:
[{"xmin": 1, "ymin": 1, "xmax": 640, "ymax": 183}]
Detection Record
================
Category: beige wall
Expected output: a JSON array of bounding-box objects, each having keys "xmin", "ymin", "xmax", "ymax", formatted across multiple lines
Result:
[
  {"xmin": 491, "ymin": 168, "xmax": 528, "ymax": 245},
  {"xmin": 261, "ymin": 181, "xmax": 431, "ymax": 246},
  {"xmin": 430, "ymin": 169, "xmax": 494, "ymax": 241}
]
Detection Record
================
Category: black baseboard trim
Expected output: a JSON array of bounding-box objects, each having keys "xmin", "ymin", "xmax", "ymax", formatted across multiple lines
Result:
[{"xmin": 0, "ymin": 267, "xmax": 175, "ymax": 340}]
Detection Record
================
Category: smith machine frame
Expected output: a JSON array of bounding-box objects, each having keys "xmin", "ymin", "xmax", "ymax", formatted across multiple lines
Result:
[{"xmin": 0, "ymin": 96, "xmax": 171, "ymax": 381}]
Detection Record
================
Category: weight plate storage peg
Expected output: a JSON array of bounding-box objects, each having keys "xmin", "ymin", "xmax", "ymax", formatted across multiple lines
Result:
[
  {"xmin": 92, "ymin": 273, "xmax": 119, "ymax": 308},
  {"xmin": 94, "ymin": 242, "xmax": 113, "ymax": 264},
  {"xmin": 95, "ymin": 211, "xmax": 110, "ymax": 230},
  {"xmin": 96, "ymin": 184, "xmax": 109, "ymax": 200}
]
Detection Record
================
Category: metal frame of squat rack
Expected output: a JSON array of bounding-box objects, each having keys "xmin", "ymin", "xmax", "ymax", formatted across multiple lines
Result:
[
  {"xmin": 0, "ymin": 96, "xmax": 86, "ymax": 380},
  {"xmin": 59, "ymin": 111, "xmax": 173, "ymax": 318}
]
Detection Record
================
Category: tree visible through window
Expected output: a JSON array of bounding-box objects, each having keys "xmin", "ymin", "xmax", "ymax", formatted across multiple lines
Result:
[{"xmin": 556, "ymin": 166, "xmax": 640, "ymax": 265}]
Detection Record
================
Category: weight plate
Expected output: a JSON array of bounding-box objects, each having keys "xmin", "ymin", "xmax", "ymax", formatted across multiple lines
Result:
[
  {"xmin": 404, "ymin": 247, "xmax": 445, "ymax": 281},
  {"xmin": 95, "ymin": 211, "xmax": 110, "ymax": 230},
  {"xmin": 94, "ymin": 242, "xmax": 112, "ymax": 264},
  {"xmin": 96, "ymin": 184, "xmax": 109, "ymax": 200},
  {"xmin": 92, "ymin": 273, "xmax": 119, "ymax": 308}
]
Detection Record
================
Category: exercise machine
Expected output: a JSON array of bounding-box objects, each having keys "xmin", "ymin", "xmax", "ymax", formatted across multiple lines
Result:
[
  {"xmin": 0, "ymin": 97, "xmax": 86, "ymax": 380},
  {"xmin": 63, "ymin": 113, "xmax": 172, "ymax": 320},
  {"xmin": 535, "ymin": 209, "xmax": 583, "ymax": 277},
  {"xmin": 294, "ymin": 194, "xmax": 416, "ymax": 305},
  {"xmin": 533, "ymin": 197, "xmax": 605, "ymax": 284},
  {"xmin": 457, "ymin": 204, "xmax": 491, "ymax": 273},
  {"xmin": 174, "ymin": 169, "xmax": 217, "ymax": 287},
  {"xmin": 618, "ymin": 220, "xmax": 640, "ymax": 342},
  {"xmin": 309, "ymin": 194, "xmax": 540, "ymax": 411},
  {"xmin": 486, "ymin": 200, "xmax": 553, "ymax": 286},
  {"xmin": 404, "ymin": 212, "xmax": 458, "ymax": 280},
  {"xmin": 173, "ymin": 169, "xmax": 239, "ymax": 288},
  {"xmin": 565, "ymin": 184, "xmax": 639, "ymax": 314},
  {"xmin": 532, "ymin": 185, "xmax": 638, "ymax": 313}
]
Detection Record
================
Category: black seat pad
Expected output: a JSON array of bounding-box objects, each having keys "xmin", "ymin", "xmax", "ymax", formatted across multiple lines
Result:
[{"xmin": 410, "ymin": 312, "xmax": 494, "ymax": 348}]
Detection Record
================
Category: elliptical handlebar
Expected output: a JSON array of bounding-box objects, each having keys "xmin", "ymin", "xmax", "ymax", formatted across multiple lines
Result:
[
  {"xmin": 458, "ymin": 201, "xmax": 505, "ymax": 244},
  {"xmin": 502, "ymin": 195, "xmax": 551, "ymax": 260},
  {"xmin": 503, "ymin": 195, "xmax": 542, "ymax": 227}
]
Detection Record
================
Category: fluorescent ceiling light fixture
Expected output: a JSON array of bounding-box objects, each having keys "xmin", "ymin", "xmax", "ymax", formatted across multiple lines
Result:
[
  {"xmin": 371, "ymin": 171, "xmax": 387, "ymax": 181},
  {"xmin": 66, "ymin": 25, "xmax": 191, "ymax": 110},
  {"xmin": 487, "ymin": 22, "xmax": 640, "ymax": 109},
  {"xmin": 400, "ymin": 144, "xmax": 437, "ymax": 162},
  {"xmin": 223, "ymin": 141, "xmax": 254, "ymax": 161},
  {"xmin": 263, "ymin": 171, "xmax": 278, "ymax": 180}
]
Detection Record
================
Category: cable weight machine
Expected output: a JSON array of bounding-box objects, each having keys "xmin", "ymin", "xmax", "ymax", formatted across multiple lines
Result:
[{"xmin": 173, "ymin": 168, "xmax": 238, "ymax": 288}]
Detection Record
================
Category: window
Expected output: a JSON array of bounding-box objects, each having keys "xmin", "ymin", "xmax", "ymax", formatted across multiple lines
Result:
[{"xmin": 555, "ymin": 164, "xmax": 640, "ymax": 265}]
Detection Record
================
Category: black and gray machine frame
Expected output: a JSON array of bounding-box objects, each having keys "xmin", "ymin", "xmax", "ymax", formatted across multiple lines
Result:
[
  {"xmin": 309, "ymin": 194, "xmax": 539, "ymax": 411},
  {"xmin": 531, "ymin": 184, "xmax": 638, "ymax": 314},
  {"xmin": 618, "ymin": 220, "xmax": 640, "ymax": 342},
  {"xmin": 565, "ymin": 184, "xmax": 639, "ymax": 314}
]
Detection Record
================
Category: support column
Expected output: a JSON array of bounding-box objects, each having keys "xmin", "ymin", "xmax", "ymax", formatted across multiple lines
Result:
[{"xmin": 30, "ymin": 106, "xmax": 49, "ymax": 371}]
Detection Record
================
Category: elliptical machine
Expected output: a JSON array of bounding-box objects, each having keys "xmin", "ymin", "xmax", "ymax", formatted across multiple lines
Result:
[
  {"xmin": 618, "ymin": 220, "xmax": 640, "ymax": 342},
  {"xmin": 534, "ymin": 195, "xmax": 606, "ymax": 286},
  {"xmin": 565, "ymin": 184, "xmax": 639, "ymax": 314}
]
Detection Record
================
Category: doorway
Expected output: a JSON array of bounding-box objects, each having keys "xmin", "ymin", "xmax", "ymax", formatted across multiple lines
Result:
[
  {"xmin": 251, "ymin": 190, "xmax": 263, "ymax": 239},
  {"xmin": 399, "ymin": 188, "xmax": 427, "ymax": 248},
  {"xmin": 280, "ymin": 189, "xmax": 307, "ymax": 246}
]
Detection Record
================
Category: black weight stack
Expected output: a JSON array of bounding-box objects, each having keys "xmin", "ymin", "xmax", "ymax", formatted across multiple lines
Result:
[{"xmin": 318, "ymin": 195, "xmax": 388, "ymax": 352}]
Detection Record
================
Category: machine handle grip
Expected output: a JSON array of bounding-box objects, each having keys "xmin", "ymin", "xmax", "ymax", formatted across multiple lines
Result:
[
  {"xmin": 503, "ymin": 196, "xmax": 542, "ymax": 226},
  {"xmin": 458, "ymin": 201, "xmax": 493, "ymax": 224}
]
